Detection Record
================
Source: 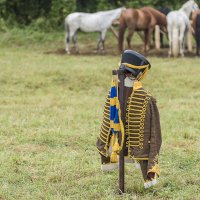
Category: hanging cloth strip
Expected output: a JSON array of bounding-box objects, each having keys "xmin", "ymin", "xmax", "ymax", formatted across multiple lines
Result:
[{"xmin": 109, "ymin": 77, "xmax": 125, "ymax": 163}]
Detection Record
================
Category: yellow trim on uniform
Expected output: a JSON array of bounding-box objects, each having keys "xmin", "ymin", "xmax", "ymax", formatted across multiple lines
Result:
[
  {"xmin": 147, "ymin": 164, "xmax": 160, "ymax": 177},
  {"xmin": 99, "ymin": 136, "xmax": 107, "ymax": 143},
  {"xmin": 129, "ymin": 104, "xmax": 145, "ymax": 109},
  {"xmin": 134, "ymin": 93, "xmax": 146, "ymax": 97},
  {"xmin": 129, "ymin": 101, "xmax": 143, "ymax": 105},
  {"xmin": 100, "ymin": 134, "xmax": 108, "ymax": 142},
  {"xmin": 128, "ymin": 129, "xmax": 140, "ymax": 132},
  {"xmin": 128, "ymin": 120, "xmax": 141, "ymax": 123},
  {"xmin": 129, "ymin": 140, "xmax": 140, "ymax": 143},
  {"xmin": 103, "ymin": 111, "xmax": 110, "ymax": 117},
  {"xmin": 130, "ymin": 156, "xmax": 149, "ymax": 160},
  {"xmin": 100, "ymin": 130, "xmax": 109, "ymax": 139},
  {"xmin": 129, "ymin": 136, "xmax": 140, "ymax": 139},
  {"xmin": 129, "ymin": 108, "xmax": 143, "ymax": 112},
  {"xmin": 96, "ymin": 147, "xmax": 108, "ymax": 157},
  {"xmin": 101, "ymin": 128, "xmax": 109, "ymax": 136},
  {"xmin": 131, "ymin": 97, "xmax": 145, "ymax": 101},
  {"xmin": 103, "ymin": 121, "xmax": 110, "ymax": 129},
  {"xmin": 122, "ymin": 62, "xmax": 149, "ymax": 69},
  {"xmin": 104, "ymin": 104, "xmax": 110, "ymax": 109},
  {"xmin": 101, "ymin": 125, "xmax": 109, "ymax": 133}
]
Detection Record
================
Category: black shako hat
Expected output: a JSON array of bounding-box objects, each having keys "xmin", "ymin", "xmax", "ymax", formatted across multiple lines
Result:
[{"xmin": 120, "ymin": 50, "xmax": 151, "ymax": 79}]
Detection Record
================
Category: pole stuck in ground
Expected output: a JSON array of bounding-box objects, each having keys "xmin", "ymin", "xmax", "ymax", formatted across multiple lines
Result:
[
  {"xmin": 112, "ymin": 69, "xmax": 125, "ymax": 194},
  {"xmin": 155, "ymin": 25, "xmax": 161, "ymax": 50}
]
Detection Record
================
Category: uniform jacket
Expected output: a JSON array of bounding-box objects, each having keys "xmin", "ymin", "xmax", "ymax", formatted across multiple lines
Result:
[{"xmin": 96, "ymin": 80, "xmax": 162, "ymax": 181}]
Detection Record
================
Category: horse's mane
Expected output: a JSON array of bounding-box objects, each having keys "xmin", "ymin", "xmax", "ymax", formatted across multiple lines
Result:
[
  {"xmin": 74, "ymin": 7, "xmax": 124, "ymax": 16},
  {"xmin": 142, "ymin": 7, "xmax": 164, "ymax": 16},
  {"xmin": 157, "ymin": 7, "xmax": 171, "ymax": 15},
  {"xmin": 180, "ymin": 0, "xmax": 194, "ymax": 10}
]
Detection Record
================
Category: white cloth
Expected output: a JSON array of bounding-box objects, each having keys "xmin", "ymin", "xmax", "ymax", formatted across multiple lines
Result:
[
  {"xmin": 124, "ymin": 77, "xmax": 135, "ymax": 87},
  {"xmin": 144, "ymin": 175, "xmax": 158, "ymax": 189}
]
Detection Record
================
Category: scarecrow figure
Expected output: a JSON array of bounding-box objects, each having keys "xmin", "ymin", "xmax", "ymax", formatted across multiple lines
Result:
[{"xmin": 96, "ymin": 50, "xmax": 162, "ymax": 189}]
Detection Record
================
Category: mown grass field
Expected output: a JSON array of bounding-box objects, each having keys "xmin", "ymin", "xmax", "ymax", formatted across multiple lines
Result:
[{"xmin": 0, "ymin": 29, "xmax": 200, "ymax": 200}]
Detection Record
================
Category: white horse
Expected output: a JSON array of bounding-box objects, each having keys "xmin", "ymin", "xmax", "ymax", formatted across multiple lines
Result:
[
  {"xmin": 64, "ymin": 7, "xmax": 125, "ymax": 54},
  {"xmin": 167, "ymin": 0, "xmax": 199, "ymax": 57}
]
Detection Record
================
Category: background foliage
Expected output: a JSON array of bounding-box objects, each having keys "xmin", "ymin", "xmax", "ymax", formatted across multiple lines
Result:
[{"xmin": 0, "ymin": 0, "xmax": 200, "ymax": 31}]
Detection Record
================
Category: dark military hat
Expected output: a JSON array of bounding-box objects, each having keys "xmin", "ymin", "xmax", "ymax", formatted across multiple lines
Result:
[{"xmin": 120, "ymin": 50, "xmax": 151, "ymax": 80}]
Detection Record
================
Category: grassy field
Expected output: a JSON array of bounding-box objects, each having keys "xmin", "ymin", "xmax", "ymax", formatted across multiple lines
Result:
[{"xmin": 0, "ymin": 29, "xmax": 200, "ymax": 200}]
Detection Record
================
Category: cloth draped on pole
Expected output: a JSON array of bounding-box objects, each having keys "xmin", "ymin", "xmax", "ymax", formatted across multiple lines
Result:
[{"xmin": 109, "ymin": 78, "xmax": 124, "ymax": 163}]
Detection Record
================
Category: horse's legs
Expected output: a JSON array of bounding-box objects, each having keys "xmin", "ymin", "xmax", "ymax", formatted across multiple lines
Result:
[
  {"xmin": 97, "ymin": 30, "xmax": 107, "ymax": 53},
  {"xmin": 97, "ymin": 33, "xmax": 101, "ymax": 52},
  {"xmin": 197, "ymin": 39, "xmax": 200, "ymax": 56},
  {"xmin": 181, "ymin": 36, "xmax": 185, "ymax": 57},
  {"xmin": 167, "ymin": 25, "xmax": 172, "ymax": 57},
  {"xmin": 101, "ymin": 29, "xmax": 107, "ymax": 52},
  {"xmin": 196, "ymin": 27, "xmax": 200, "ymax": 56},
  {"xmin": 65, "ymin": 33, "xmax": 70, "ymax": 54},
  {"xmin": 160, "ymin": 32, "xmax": 164, "ymax": 48},
  {"xmin": 97, "ymin": 34, "xmax": 102, "ymax": 53},
  {"xmin": 144, "ymin": 30, "xmax": 149, "ymax": 51},
  {"xmin": 180, "ymin": 27, "xmax": 186, "ymax": 57},
  {"xmin": 72, "ymin": 32, "xmax": 79, "ymax": 53},
  {"xmin": 101, "ymin": 40, "xmax": 105, "ymax": 53},
  {"xmin": 144, "ymin": 28, "xmax": 154, "ymax": 52},
  {"xmin": 197, "ymin": 46, "xmax": 200, "ymax": 56},
  {"xmin": 65, "ymin": 28, "xmax": 77, "ymax": 54},
  {"xmin": 126, "ymin": 28, "xmax": 134, "ymax": 49}
]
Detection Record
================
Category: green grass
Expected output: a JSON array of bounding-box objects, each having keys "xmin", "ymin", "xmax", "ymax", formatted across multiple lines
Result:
[{"xmin": 0, "ymin": 29, "xmax": 200, "ymax": 200}]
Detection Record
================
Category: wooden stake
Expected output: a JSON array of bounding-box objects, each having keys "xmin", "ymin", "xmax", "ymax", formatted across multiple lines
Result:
[
  {"xmin": 155, "ymin": 25, "xmax": 161, "ymax": 50},
  {"xmin": 187, "ymin": 23, "xmax": 193, "ymax": 52},
  {"xmin": 110, "ymin": 25, "xmax": 119, "ymax": 40},
  {"xmin": 112, "ymin": 69, "xmax": 125, "ymax": 194}
]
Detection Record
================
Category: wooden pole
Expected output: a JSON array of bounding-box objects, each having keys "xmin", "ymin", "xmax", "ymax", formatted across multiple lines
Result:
[
  {"xmin": 112, "ymin": 69, "xmax": 125, "ymax": 194},
  {"xmin": 110, "ymin": 25, "xmax": 119, "ymax": 40},
  {"xmin": 155, "ymin": 25, "xmax": 161, "ymax": 50},
  {"xmin": 187, "ymin": 23, "xmax": 193, "ymax": 53}
]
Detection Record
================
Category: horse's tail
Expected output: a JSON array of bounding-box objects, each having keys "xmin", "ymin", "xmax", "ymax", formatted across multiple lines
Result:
[
  {"xmin": 118, "ymin": 13, "xmax": 127, "ymax": 53},
  {"xmin": 64, "ymin": 17, "xmax": 70, "ymax": 39},
  {"xmin": 172, "ymin": 27, "xmax": 179, "ymax": 57}
]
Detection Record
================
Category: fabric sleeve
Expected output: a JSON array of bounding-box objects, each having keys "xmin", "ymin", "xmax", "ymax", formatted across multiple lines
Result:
[
  {"xmin": 96, "ymin": 93, "xmax": 112, "ymax": 157},
  {"xmin": 147, "ymin": 97, "xmax": 162, "ymax": 177}
]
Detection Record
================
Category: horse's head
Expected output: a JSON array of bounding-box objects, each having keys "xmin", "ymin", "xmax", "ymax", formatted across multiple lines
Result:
[
  {"xmin": 181, "ymin": 0, "xmax": 199, "ymax": 15},
  {"xmin": 191, "ymin": 0, "xmax": 199, "ymax": 11}
]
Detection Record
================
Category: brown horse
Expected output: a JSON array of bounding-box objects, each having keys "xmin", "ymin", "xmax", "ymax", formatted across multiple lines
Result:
[
  {"xmin": 191, "ymin": 9, "xmax": 200, "ymax": 33},
  {"xmin": 192, "ymin": 10, "xmax": 200, "ymax": 55},
  {"xmin": 118, "ymin": 7, "xmax": 167, "ymax": 52}
]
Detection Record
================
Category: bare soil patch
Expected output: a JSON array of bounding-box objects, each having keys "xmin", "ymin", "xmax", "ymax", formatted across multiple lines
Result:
[{"xmin": 44, "ymin": 44, "xmax": 198, "ymax": 58}]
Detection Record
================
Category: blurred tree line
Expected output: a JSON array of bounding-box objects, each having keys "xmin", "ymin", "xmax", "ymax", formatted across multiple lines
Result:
[{"xmin": 0, "ymin": 0, "xmax": 200, "ymax": 31}]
